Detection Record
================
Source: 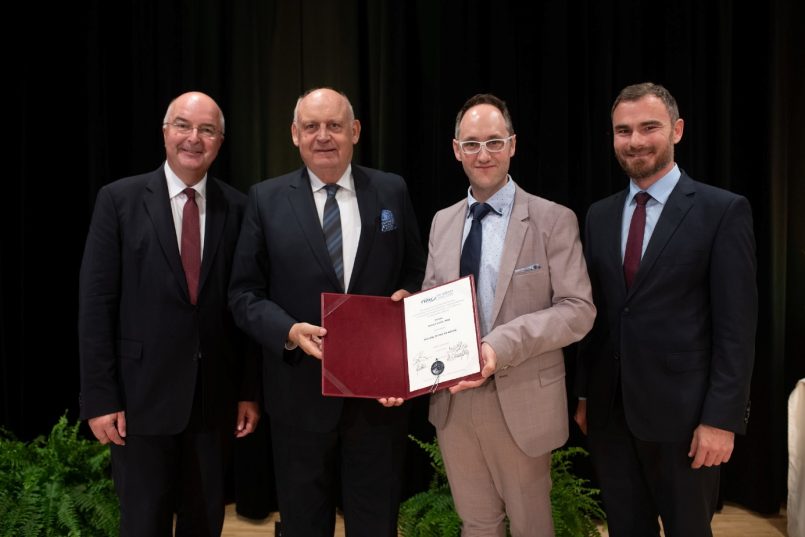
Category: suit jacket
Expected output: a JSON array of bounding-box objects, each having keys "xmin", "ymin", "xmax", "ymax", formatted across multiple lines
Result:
[
  {"xmin": 577, "ymin": 172, "xmax": 757, "ymax": 441},
  {"xmin": 424, "ymin": 185, "xmax": 596, "ymax": 457},
  {"xmin": 228, "ymin": 165, "xmax": 426, "ymax": 433},
  {"xmin": 78, "ymin": 166, "xmax": 258, "ymax": 435}
]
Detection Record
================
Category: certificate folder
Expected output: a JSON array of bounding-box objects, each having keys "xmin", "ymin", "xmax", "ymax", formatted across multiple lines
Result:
[{"xmin": 321, "ymin": 276, "xmax": 483, "ymax": 399}]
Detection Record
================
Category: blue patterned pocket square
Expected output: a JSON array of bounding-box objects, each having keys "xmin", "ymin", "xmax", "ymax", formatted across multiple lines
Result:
[{"xmin": 380, "ymin": 209, "xmax": 397, "ymax": 232}]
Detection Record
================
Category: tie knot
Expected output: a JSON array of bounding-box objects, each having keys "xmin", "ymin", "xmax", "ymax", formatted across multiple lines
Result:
[
  {"xmin": 324, "ymin": 184, "xmax": 339, "ymax": 198},
  {"xmin": 634, "ymin": 192, "xmax": 651, "ymax": 206},
  {"xmin": 470, "ymin": 202, "xmax": 493, "ymax": 222},
  {"xmin": 183, "ymin": 188, "xmax": 196, "ymax": 201}
]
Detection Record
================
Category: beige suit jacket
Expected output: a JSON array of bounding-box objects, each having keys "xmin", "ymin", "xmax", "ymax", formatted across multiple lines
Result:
[{"xmin": 424, "ymin": 185, "xmax": 595, "ymax": 457}]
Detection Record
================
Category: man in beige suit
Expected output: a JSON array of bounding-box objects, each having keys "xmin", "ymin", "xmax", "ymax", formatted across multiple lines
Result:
[{"xmin": 423, "ymin": 93, "xmax": 596, "ymax": 536}]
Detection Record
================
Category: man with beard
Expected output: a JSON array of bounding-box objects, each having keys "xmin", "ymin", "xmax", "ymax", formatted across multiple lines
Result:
[{"xmin": 574, "ymin": 82, "xmax": 757, "ymax": 537}]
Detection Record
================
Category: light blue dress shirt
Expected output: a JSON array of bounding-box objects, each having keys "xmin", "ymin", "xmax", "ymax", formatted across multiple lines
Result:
[
  {"xmin": 462, "ymin": 177, "xmax": 516, "ymax": 336},
  {"xmin": 621, "ymin": 165, "xmax": 681, "ymax": 261}
]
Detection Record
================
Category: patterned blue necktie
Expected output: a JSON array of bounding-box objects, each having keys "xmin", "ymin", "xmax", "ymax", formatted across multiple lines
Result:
[
  {"xmin": 322, "ymin": 184, "xmax": 344, "ymax": 291},
  {"xmin": 460, "ymin": 202, "xmax": 493, "ymax": 285}
]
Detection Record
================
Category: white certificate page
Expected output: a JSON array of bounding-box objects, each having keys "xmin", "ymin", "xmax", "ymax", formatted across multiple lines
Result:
[{"xmin": 404, "ymin": 277, "xmax": 481, "ymax": 392}]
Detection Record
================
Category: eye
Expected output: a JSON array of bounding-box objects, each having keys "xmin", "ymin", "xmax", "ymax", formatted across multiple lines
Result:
[
  {"xmin": 486, "ymin": 139, "xmax": 505, "ymax": 151},
  {"xmin": 173, "ymin": 122, "xmax": 192, "ymax": 132},
  {"xmin": 462, "ymin": 141, "xmax": 481, "ymax": 152},
  {"xmin": 328, "ymin": 122, "xmax": 343, "ymax": 132},
  {"xmin": 303, "ymin": 123, "xmax": 318, "ymax": 133},
  {"xmin": 199, "ymin": 126, "xmax": 217, "ymax": 137}
]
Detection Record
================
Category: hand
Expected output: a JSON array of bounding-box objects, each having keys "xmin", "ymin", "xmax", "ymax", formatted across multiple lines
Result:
[
  {"xmin": 88, "ymin": 411, "xmax": 127, "ymax": 445},
  {"xmin": 688, "ymin": 424, "xmax": 735, "ymax": 469},
  {"xmin": 377, "ymin": 397, "xmax": 405, "ymax": 407},
  {"xmin": 449, "ymin": 342, "xmax": 497, "ymax": 394},
  {"xmin": 288, "ymin": 322, "xmax": 327, "ymax": 360},
  {"xmin": 390, "ymin": 289, "xmax": 411, "ymax": 301},
  {"xmin": 574, "ymin": 399, "xmax": 588, "ymax": 435},
  {"xmin": 235, "ymin": 401, "xmax": 261, "ymax": 438}
]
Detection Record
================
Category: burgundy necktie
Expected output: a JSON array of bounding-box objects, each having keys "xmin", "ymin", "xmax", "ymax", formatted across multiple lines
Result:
[
  {"xmin": 623, "ymin": 191, "xmax": 651, "ymax": 289},
  {"xmin": 181, "ymin": 188, "xmax": 201, "ymax": 304}
]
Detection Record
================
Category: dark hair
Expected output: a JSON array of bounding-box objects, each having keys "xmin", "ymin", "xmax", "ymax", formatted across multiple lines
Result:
[
  {"xmin": 611, "ymin": 82, "xmax": 680, "ymax": 123},
  {"xmin": 454, "ymin": 94, "xmax": 515, "ymax": 139}
]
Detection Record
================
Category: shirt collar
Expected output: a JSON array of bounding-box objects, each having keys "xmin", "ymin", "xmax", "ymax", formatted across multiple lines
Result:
[
  {"xmin": 164, "ymin": 161, "xmax": 207, "ymax": 200},
  {"xmin": 309, "ymin": 164, "xmax": 355, "ymax": 193},
  {"xmin": 628, "ymin": 164, "xmax": 680, "ymax": 205},
  {"xmin": 466, "ymin": 175, "xmax": 515, "ymax": 218}
]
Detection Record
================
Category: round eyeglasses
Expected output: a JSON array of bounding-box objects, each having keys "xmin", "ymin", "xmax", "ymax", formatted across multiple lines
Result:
[
  {"xmin": 456, "ymin": 135, "xmax": 514, "ymax": 154},
  {"xmin": 164, "ymin": 121, "xmax": 222, "ymax": 139}
]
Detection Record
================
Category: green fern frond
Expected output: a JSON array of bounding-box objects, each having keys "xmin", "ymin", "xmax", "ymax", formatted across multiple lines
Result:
[{"xmin": 0, "ymin": 412, "xmax": 119, "ymax": 536}]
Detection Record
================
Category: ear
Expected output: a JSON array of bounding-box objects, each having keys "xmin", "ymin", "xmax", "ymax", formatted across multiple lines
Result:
[
  {"xmin": 508, "ymin": 134, "xmax": 516, "ymax": 158},
  {"xmin": 672, "ymin": 118, "xmax": 684, "ymax": 144},
  {"xmin": 453, "ymin": 139, "xmax": 463, "ymax": 162},
  {"xmin": 291, "ymin": 122, "xmax": 300, "ymax": 147},
  {"xmin": 351, "ymin": 120, "xmax": 361, "ymax": 144}
]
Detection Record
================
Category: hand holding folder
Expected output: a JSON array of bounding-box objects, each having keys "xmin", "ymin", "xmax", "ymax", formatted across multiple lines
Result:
[{"xmin": 321, "ymin": 276, "xmax": 484, "ymax": 399}]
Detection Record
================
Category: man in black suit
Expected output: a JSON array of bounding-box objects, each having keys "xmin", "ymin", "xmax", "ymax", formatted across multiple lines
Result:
[
  {"xmin": 228, "ymin": 87, "xmax": 425, "ymax": 536},
  {"xmin": 79, "ymin": 91, "xmax": 260, "ymax": 536},
  {"xmin": 575, "ymin": 82, "xmax": 757, "ymax": 537}
]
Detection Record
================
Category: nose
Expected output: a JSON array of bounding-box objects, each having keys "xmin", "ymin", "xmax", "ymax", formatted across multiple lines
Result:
[
  {"xmin": 316, "ymin": 124, "xmax": 331, "ymax": 141},
  {"xmin": 476, "ymin": 144, "xmax": 493, "ymax": 160}
]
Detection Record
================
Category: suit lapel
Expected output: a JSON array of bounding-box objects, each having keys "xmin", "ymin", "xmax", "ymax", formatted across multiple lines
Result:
[
  {"xmin": 439, "ymin": 201, "xmax": 469, "ymax": 283},
  {"xmin": 490, "ymin": 186, "xmax": 528, "ymax": 326},
  {"xmin": 607, "ymin": 190, "xmax": 629, "ymax": 296},
  {"xmin": 143, "ymin": 170, "xmax": 189, "ymax": 301},
  {"xmin": 200, "ymin": 178, "xmax": 227, "ymax": 296},
  {"xmin": 628, "ymin": 175, "xmax": 696, "ymax": 296},
  {"xmin": 286, "ymin": 168, "xmax": 343, "ymax": 290},
  {"xmin": 350, "ymin": 166, "xmax": 378, "ymax": 293}
]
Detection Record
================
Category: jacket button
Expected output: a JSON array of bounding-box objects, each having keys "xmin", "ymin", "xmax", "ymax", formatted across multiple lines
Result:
[{"xmin": 623, "ymin": 307, "xmax": 630, "ymax": 314}]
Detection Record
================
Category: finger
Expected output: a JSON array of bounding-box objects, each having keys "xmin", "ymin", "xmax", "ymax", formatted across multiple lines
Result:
[{"xmin": 117, "ymin": 412, "xmax": 127, "ymax": 438}]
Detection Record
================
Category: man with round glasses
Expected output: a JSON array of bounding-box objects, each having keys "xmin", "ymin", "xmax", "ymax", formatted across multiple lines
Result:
[
  {"xmin": 422, "ymin": 93, "xmax": 596, "ymax": 536},
  {"xmin": 79, "ymin": 91, "xmax": 260, "ymax": 536}
]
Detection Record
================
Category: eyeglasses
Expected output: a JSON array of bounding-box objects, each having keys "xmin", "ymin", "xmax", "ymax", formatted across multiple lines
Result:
[
  {"xmin": 456, "ymin": 135, "xmax": 514, "ymax": 154},
  {"xmin": 164, "ymin": 121, "xmax": 222, "ymax": 139}
]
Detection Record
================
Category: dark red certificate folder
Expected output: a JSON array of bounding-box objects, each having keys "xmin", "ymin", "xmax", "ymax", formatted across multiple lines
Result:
[{"xmin": 320, "ymin": 276, "xmax": 483, "ymax": 399}]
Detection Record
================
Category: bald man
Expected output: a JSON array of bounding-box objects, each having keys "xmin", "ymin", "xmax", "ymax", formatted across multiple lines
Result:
[
  {"xmin": 79, "ymin": 91, "xmax": 260, "ymax": 536},
  {"xmin": 229, "ymin": 88, "xmax": 425, "ymax": 536}
]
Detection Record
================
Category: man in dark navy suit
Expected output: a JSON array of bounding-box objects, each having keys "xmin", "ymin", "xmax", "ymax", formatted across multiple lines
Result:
[
  {"xmin": 229, "ymin": 87, "xmax": 425, "ymax": 537},
  {"xmin": 79, "ymin": 91, "xmax": 260, "ymax": 536},
  {"xmin": 575, "ymin": 82, "xmax": 757, "ymax": 537}
]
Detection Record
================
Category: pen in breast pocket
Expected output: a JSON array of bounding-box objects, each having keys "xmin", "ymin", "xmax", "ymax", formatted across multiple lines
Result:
[{"xmin": 514, "ymin": 263, "xmax": 541, "ymax": 273}]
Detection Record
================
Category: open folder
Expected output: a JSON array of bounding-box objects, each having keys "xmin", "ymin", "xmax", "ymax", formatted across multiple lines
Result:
[{"xmin": 321, "ymin": 276, "xmax": 484, "ymax": 399}]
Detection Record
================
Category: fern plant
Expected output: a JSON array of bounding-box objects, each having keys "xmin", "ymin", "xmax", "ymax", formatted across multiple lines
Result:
[
  {"xmin": 398, "ymin": 436, "xmax": 606, "ymax": 537},
  {"xmin": 0, "ymin": 413, "xmax": 119, "ymax": 536}
]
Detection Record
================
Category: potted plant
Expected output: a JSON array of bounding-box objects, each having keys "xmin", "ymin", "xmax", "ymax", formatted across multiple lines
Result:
[
  {"xmin": 398, "ymin": 436, "xmax": 606, "ymax": 537},
  {"xmin": 0, "ymin": 413, "xmax": 119, "ymax": 536}
]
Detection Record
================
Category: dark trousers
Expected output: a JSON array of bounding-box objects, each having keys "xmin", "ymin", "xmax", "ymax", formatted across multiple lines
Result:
[
  {"xmin": 587, "ymin": 395, "xmax": 720, "ymax": 537},
  {"xmin": 270, "ymin": 399, "xmax": 409, "ymax": 537},
  {"xmin": 110, "ymin": 425, "xmax": 229, "ymax": 537}
]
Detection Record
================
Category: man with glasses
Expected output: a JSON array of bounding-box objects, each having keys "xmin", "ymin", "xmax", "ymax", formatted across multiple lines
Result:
[
  {"xmin": 422, "ymin": 93, "xmax": 595, "ymax": 536},
  {"xmin": 79, "ymin": 91, "xmax": 260, "ymax": 536},
  {"xmin": 228, "ymin": 87, "xmax": 425, "ymax": 536}
]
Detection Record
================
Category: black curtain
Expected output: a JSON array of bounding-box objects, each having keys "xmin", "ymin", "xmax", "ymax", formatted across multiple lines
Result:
[{"xmin": 3, "ymin": 0, "xmax": 802, "ymax": 516}]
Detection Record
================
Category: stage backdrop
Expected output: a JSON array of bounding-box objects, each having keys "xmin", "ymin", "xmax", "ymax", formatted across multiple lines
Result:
[{"xmin": 3, "ymin": 0, "xmax": 803, "ymax": 516}]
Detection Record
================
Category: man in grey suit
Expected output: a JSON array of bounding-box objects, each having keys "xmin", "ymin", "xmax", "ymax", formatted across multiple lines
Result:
[
  {"xmin": 423, "ymin": 93, "xmax": 596, "ymax": 536},
  {"xmin": 575, "ymin": 82, "xmax": 757, "ymax": 537}
]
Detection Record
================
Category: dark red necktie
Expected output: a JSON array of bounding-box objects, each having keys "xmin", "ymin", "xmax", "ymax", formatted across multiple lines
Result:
[
  {"xmin": 181, "ymin": 188, "xmax": 201, "ymax": 304},
  {"xmin": 623, "ymin": 191, "xmax": 651, "ymax": 289}
]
